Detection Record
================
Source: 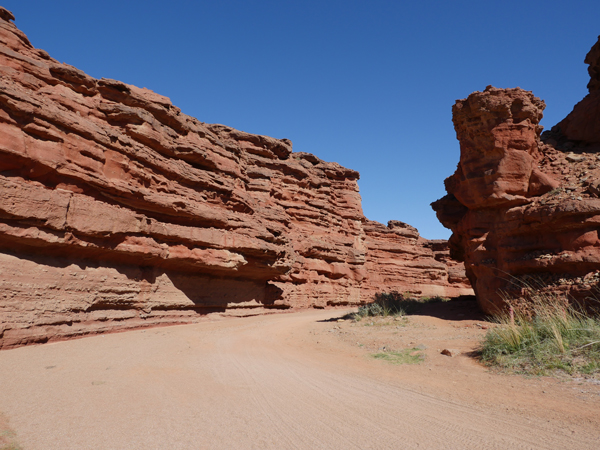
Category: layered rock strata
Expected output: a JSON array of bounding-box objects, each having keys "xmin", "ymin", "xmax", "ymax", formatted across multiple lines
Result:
[
  {"xmin": 0, "ymin": 9, "xmax": 469, "ymax": 348},
  {"xmin": 433, "ymin": 36, "xmax": 600, "ymax": 314},
  {"xmin": 364, "ymin": 220, "xmax": 473, "ymax": 298}
]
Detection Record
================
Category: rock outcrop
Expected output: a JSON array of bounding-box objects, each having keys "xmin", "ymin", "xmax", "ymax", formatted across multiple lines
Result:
[
  {"xmin": 0, "ymin": 8, "xmax": 470, "ymax": 348},
  {"xmin": 557, "ymin": 36, "xmax": 600, "ymax": 147},
  {"xmin": 433, "ymin": 36, "xmax": 600, "ymax": 314},
  {"xmin": 364, "ymin": 220, "xmax": 472, "ymax": 298}
]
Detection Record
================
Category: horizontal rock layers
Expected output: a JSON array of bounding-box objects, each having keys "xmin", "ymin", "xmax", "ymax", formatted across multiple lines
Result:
[
  {"xmin": 433, "ymin": 36, "xmax": 600, "ymax": 314},
  {"xmin": 0, "ymin": 9, "xmax": 470, "ymax": 348},
  {"xmin": 364, "ymin": 220, "xmax": 472, "ymax": 299}
]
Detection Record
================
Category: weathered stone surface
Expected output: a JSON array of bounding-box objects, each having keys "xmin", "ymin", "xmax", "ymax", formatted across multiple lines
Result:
[
  {"xmin": 0, "ymin": 13, "xmax": 470, "ymax": 348},
  {"xmin": 445, "ymin": 86, "xmax": 557, "ymax": 210},
  {"xmin": 0, "ymin": 7, "xmax": 14, "ymax": 23},
  {"xmin": 585, "ymin": 35, "xmax": 600, "ymax": 93},
  {"xmin": 558, "ymin": 37, "xmax": 600, "ymax": 146},
  {"xmin": 433, "ymin": 37, "xmax": 600, "ymax": 314},
  {"xmin": 363, "ymin": 221, "xmax": 473, "ymax": 299}
]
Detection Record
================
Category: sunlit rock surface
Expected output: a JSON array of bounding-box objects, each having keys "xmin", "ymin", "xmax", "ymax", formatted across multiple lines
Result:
[
  {"xmin": 433, "ymin": 36, "xmax": 600, "ymax": 314},
  {"xmin": 0, "ymin": 9, "xmax": 470, "ymax": 348}
]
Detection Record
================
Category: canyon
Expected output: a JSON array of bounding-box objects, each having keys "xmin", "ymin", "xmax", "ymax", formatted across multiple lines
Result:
[{"xmin": 0, "ymin": 8, "xmax": 470, "ymax": 349}]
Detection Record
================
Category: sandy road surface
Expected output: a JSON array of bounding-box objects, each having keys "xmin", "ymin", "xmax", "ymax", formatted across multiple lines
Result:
[{"xmin": 0, "ymin": 309, "xmax": 599, "ymax": 449}]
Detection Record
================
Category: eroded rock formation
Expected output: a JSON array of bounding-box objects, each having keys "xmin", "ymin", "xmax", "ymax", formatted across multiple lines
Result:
[
  {"xmin": 0, "ymin": 9, "xmax": 470, "ymax": 348},
  {"xmin": 364, "ymin": 220, "xmax": 472, "ymax": 298},
  {"xmin": 433, "ymin": 36, "xmax": 600, "ymax": 314}
]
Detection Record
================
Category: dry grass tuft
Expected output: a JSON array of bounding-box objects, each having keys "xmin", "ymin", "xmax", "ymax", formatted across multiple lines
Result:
[{"xmin": 481, "ymin": 289, "xmax": 600, "ymax": 377}]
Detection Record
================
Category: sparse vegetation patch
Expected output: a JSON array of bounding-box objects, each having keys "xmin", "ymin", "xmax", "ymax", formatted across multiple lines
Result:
[
  {"xmin": 352, "ymin": 291, "xmax": 449, "ymax": 322},
  {"xmin": 372, "ymin": 348, "xmax": 425, "ymax": 365},
  {"xmin": 0, "ymin": 413, "xmax": 22, "ymax": 450},
  {"xmin": 480, "ymin": 290, "xmax": 600, "ymax": 377}
]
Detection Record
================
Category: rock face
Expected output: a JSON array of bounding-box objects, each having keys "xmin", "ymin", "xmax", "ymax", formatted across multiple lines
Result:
[
  {"xmin": 433, "ymin": 36, "xmax": 600, "ymax": 314},
  {"xmin": 0, "ymin": 10, "xmax": 470, "ymax": 348},
  {"xmin": 557, "ymin": 36, "xmax": 600, "ymax": 146},
  {"xmin": 364, "ymin": 220, "xmax": 472, "ymax": 298}
]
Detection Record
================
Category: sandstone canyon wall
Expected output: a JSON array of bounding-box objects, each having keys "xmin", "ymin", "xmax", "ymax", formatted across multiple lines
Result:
[
  {"xmin": 433, "ymin": 35, "xmax": 600, "ymax": 314},
  {"xmin": 364, "ymin": 220, "xmax": 471, "ymax": 299},
  {"xmin": 0, "ymin": 9, "xmax": 470, "ymax": 349}
]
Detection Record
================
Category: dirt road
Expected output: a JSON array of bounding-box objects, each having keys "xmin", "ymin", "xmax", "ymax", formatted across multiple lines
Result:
[{"xmin": 0, "ymin": 308, "xmax": 599, "ymax": 449}]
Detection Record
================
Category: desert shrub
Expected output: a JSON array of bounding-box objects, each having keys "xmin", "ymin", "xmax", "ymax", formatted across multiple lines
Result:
[
  {"xmin": 481, "ymin": 290, "xmax": 600, "ymax": 376},
  {"xmin": 353, "ymin": 292, "xmax": 450, "ymax": 321},
  {"xmin": 351, "ymin": 291, "xmax": 448, "ymax": 321},
  {"xmin": 355, "ymin": 291, "xmax": 406, "ymax": 319}
]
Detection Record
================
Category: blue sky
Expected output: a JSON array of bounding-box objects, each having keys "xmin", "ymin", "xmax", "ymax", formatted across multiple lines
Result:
[{"xmin": 5, "ymin": 1, "xmax": 600, "ymax": 238}]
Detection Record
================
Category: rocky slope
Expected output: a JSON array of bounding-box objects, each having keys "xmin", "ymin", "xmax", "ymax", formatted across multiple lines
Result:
[
  {"xmin": 0, "ymin": 8, "xmax": 470, "ymax": 348},
  {"xmin": 433, "ymin": 36, "xmax": 600, "ymax": 314}
]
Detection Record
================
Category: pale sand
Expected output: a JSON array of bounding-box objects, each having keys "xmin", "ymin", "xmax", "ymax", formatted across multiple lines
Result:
[{"xmin": 0, "ymin": 308, "xmax": 598, "ymax": 449}]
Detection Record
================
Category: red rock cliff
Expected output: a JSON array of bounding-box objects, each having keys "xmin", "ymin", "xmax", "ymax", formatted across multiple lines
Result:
[
  {"xmin": 0, "ymin": 9, "xmax": 470, "ymax": 348},
  {"xmin": 433, "ymin": 36, "xmax": 600, "ymax": 314},
  {"xmin": 364, "ymin": 220, "xmax": 472, "ymax": 298}
]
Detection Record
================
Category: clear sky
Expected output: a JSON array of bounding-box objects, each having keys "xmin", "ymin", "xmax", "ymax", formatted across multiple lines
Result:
[{"xmin": 4, "ymin": 1, "xmax": 599, "ymax": 238}]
